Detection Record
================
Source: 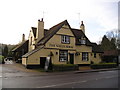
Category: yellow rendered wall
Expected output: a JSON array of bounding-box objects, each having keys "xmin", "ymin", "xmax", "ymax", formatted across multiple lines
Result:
[
  {"xmin": 75, "ymin": 53, "xmax": 91, "ymax": 64},
  {"xmin": 45, "ymin": 35, "xmax": 75, "ymax": 50},
  {"xmin": 22, "ymin": 58, "xmax": 27, "ymax": 65},
  {"xmin": 75, "ymin": 45, "xmax": 92, "ymax": 64},
  {"xmin": 28, "ymin": 30, "xmax": 36, "ymax": 52},
  {"xmin": 45, "ymin": 25, "xmax": 75, "ymax": 50},
  {"xmin": 27, "ymin": 48, "xmax": 76, "ymax": 65},
  {"xmin": 50, "ymin": 50, "xmax": 76, "ymax": 64},
  {"xmin": 91, "ymin": 53, "xmax": 102, "ymax": 64},
  {"xmin": 56, "ymin": 25, "xmax": 74, "ymax": 36},
  {"xmin": 76, "ymin": 45, "xmax": 92, "ymax": 52},
  {"xmin": 27, "ymin": 49, "xmax": 50, "ymax": 65}
]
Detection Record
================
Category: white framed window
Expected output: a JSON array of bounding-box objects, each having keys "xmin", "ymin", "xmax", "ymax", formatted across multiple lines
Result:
[
  {"xmin": 79, "ymin": 37, "xmax": 86, "ymax": 44},
  {"xmin": 61, "ymin": 35, "xmax": 70, "ymax": 44},
  {"xmin": 59, "ymin": 50, "xmax": 68, "ymax": 62},
  {"xmin": 82, "ymin": 52, "xmax": 88, "ymax": 61}
]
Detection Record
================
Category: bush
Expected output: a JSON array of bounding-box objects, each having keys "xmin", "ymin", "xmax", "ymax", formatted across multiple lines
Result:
[
  {"xmin": 52, "ymin": 64, "xmax": 79, "ymax": 71},
  {"xmin": 90, "ymin": 63, "xmax": 117, "ymax": 69},
  {"xmin": 0, "ymin": 55, "xmax": 4, "ymax": 64}
]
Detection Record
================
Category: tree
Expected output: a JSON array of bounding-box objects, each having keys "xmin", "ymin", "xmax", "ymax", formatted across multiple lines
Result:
[
  {"xmin": 110, "ymin": 38, "xmax": 116, "ymax": 50},
  {"xmin": 100, "ymin": 35, "xmax": 117, "ymax": 51},
  {"xmin": 117, "ymin": 29, "xmax": 120, "ymax": 49},
  {"xmin": 2, "ymin": 45, "xmax": 8, "ymax": 58},
  {"xmin": 106, "ymin": 29, "xmax": 119, "ymax": 49},
  {"xmin": 100, "ymin": 35, "xmax": 111, "ymax": 51}
]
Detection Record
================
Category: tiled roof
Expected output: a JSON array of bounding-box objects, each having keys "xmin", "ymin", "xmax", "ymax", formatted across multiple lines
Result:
[
  {"xmin": 12, "ymin": 40, "xmax": 28, "ymax": 52},
  {"xmin": 91, "ymin": 43, "xmax": 103, "ymax": 53},
  {"xmin": 22, "ymin": 46, "xmax": 44, "ymax": 58},
  {"xmin": 72, "ymin": 28, "xmax": 92, "ymax": 46},
  {"xmin": 31, "ymin": 27, "xmax": 37, "ymax": 38},
  {"xmin": 31, "ymin": 27, "xmax": 48, "ymax": 38},
  {"xmin": 44, "ymin": 29, "xmax": 49, "ymax": 35}
]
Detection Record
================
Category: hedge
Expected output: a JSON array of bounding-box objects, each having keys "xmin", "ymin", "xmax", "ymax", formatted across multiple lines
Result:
[
  {"xmin": 0, "ymin": 55, "xmax": 4, "ymax": 64},
  {"xmin": 52, "ymin": 64, "xmax": 79, "ymax": 71},
  {"xmin": 90, "ymin": 63, "xmax": 117, "ymax": 69}
]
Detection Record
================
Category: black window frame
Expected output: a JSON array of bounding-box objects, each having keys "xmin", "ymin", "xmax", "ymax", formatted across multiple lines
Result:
[{"xmin": 94, "ymin": 53, "xmax": 96, "ymax": 58}]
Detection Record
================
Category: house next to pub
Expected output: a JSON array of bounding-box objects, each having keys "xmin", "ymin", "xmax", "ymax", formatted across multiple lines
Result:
[{"xmin": 12, "ymin": 18, "xmax": 103, "ymax": 68}]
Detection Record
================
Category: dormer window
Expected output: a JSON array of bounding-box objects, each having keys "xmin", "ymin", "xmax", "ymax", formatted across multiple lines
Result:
[
  {"xmin": 79, "ymin": 37, "xmax": 86, "ymax": 45},
  {"xmin": 61, "ymin": 35, "xmax": 70, "ymax": 44}
]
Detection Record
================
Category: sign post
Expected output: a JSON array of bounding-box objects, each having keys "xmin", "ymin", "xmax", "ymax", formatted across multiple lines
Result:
[{"xmin": 45, "ymin": 57, "xmax": 50, "ymax": 72}]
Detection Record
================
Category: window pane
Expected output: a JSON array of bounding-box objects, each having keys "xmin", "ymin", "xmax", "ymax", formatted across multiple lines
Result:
[
  {"xmin": 82, "ymin": 52, "xmax": 88, "ymax": 61},
  {"xmin": 61, "ymin": 35, "xmax": 70, "ymax": 43},
  {"xmin": 59, "ymin": 50, "xmax": 68, "ymax": 62}
]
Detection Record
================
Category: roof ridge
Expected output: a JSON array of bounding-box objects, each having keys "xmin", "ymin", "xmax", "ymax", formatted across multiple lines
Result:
[
  {"xmin": 49, "ymin": 20, "xmax": 67, "ymax": 30},
  {"xmin": 31, "ymin": 27, "xmax": 37, "ymax": 29}
]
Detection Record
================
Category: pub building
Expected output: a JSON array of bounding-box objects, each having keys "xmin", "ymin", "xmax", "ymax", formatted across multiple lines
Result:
[{"xmin": 13, "ymin": 18, "xmax": 103, "ymax": 68}]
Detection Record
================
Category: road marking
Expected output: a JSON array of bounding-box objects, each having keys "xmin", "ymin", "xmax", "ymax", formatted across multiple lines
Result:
[
  {"xmin": 81, "ymin": 80, "xmax": 87, "ymax": 82},
  {"xmin": 105, "ymin": 76, "xmax": 116, "ymax": 79},
  {"xmin": 106, "ymin": 71, "xmax": 116, "ymax": 73},
  {"xmin": 37, "ymin": 80, "xmax": 88, "ymax": 88},
  {"xmin": 0, "ymin": 76, "xmax": 2, "ymax": 78},
  {"xmin": 95, "ymin": 78, "xmax": 98, "ymax": 80},
  {"xmin": 98, "ymin": 72, "xmax": 105, "ymax": 73},
  {"xmin": 98, "ymin": 71, "xmax": 116, "ymax": 73}
]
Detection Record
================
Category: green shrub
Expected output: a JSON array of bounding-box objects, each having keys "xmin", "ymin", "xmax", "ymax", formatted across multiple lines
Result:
[
  {"xmin": 52, "ymin": 64, "xmax": 79, "ymax": 71},
  {"xmin": 0, "ymin": 55, "xmax": 4, "ymax": 64},
  {"xmin": 91, "ymin": 63, "xmax": 117, "ymax": 69}
]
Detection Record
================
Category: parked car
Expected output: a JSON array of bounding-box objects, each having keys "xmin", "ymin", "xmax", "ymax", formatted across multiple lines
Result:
[
  {"xmin": 16, "ymin": 58, "xmax": 22, "ymax": 63},
  {"xmin": 6, "ymin": 57, "xmax": 13, "ymax": 61}
]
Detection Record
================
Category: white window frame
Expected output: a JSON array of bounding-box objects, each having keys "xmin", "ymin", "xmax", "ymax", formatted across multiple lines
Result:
[
  {"xmin": 82, "ymin": 52, "xmax": 88, "ymax": 61},
  {"xmin": 61, "ymin": 35, "xmax": 70, "ymax": 44},
  {"xmin": 79, "ymin": 37, "xmax": 86, "ymax": 45},
  {"xmin": 59, "ymin": 50, "xmax": 68, "ymax": 62}
]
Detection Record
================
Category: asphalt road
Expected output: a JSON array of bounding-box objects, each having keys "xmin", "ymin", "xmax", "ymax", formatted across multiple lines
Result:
[{"xmin": 1, "ymin": 63, "xmax": 119, "ymax": 88}]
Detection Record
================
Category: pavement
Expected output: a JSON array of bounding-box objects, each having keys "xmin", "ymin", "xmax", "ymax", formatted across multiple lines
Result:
[{"xmin": 2, "ymin": 60, "xmax": 119, "ymax": 76}]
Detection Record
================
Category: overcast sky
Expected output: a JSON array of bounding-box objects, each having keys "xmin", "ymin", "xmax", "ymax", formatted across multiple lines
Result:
[{"xmin": 0, "ymin": 0, "xmax": 119, "ymax": 44}]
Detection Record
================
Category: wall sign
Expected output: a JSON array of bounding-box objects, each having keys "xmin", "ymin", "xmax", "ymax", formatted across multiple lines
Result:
[{"xmin": 49, "ymin": 44, "xmax": 73, "ymax": 48}]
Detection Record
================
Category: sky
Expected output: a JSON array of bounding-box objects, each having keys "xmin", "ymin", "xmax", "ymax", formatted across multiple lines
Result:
[{"xmin": 0, "ymin": 0, "xmax": 119, "ymax": 45}]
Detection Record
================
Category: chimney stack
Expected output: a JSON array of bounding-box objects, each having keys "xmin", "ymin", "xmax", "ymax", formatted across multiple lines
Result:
[
  {"xmin": 22, "ymin": 34, "xmax": 25, "ymax": 42},
  {"xmin": 36, "ymin": 18, "xmax": 44, "ymax": 42},
  {"xmin": 80, "ymin": 21, "xmax": 85, "ymax": 34}
]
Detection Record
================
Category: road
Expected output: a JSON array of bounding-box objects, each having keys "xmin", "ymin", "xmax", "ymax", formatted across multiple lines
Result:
[{"xmin": 0, "ymin": 61, "xmax": 119, "ymax": 88}]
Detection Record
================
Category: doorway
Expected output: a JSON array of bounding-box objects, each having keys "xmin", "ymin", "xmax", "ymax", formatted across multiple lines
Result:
[
  {"xmin": 70, "ymin": 54, "xmax": 74, "ymax": 64},
  {"xmin": 40, "ymin": 57, "xmax": 46, "ymax": 68}
]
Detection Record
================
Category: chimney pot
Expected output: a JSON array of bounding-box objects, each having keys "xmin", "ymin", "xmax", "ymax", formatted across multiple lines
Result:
[
  {"xmin": 80, "ymin": 21, "xmax": 85, "ymax": 34},
  {"xmin": 81, "ymin": 21, "xmax": 83, "ymax": 24},
  {"xmin": 41, "ymin": 18, "xmax": 43, "ymax": 21},
  {"xmin": 22, "ymin": 34, "xmax": 25, "ymax": 42}
]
